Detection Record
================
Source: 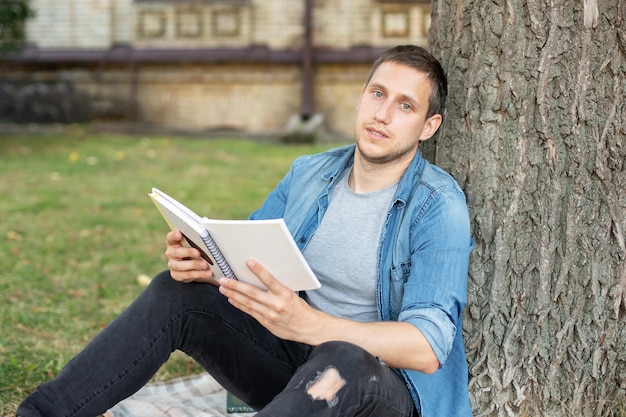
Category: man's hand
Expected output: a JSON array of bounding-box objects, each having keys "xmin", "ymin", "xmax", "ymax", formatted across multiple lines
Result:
[
  {"xmin": 165, "ymin": 230, "xmax": 215, "ymax": 283},
  {"xmin": 218, "ymin": 259, "xmax": 321, "ymax": 342}
]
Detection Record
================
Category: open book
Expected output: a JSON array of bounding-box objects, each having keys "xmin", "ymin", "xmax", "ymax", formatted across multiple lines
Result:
[{"xmin": 149, "ymin": 188, "xmax": 320, "ymax": 291}]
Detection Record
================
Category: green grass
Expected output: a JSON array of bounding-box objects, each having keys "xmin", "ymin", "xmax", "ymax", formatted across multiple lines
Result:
[{"xmin": 0, "ymin": 127, "xmax": 340, "ymax": 415}]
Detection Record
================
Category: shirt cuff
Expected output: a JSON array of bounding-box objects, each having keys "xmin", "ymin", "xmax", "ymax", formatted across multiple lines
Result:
[{"xmin": 399, "ymin": 307, "xmax": 457, "ymax": 367}]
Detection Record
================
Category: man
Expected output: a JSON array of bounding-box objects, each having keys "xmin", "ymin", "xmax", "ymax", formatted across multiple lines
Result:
[{"xmin": 18, "ymin": 45, "xmax": 473, "ymax": 417}]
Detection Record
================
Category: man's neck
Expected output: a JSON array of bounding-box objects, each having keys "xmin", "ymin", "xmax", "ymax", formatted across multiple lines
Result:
[{"xmin": 348, "ymin": 151, "xmax": 413, "ymax": 194}]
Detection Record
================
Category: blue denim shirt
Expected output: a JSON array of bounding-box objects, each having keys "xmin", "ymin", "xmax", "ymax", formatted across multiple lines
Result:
[{"xmin": 250, "ymin": 144, "xmax": 473, "ymax": 417}]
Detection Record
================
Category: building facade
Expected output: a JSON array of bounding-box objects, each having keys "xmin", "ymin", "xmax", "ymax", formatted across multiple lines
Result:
[{"xmin": 1, "ymin": 0, "xmax": 431, "ymax": 138}]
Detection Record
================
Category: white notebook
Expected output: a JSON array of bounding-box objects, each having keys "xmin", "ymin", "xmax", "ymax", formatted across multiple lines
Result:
[{"xmin": 149, "ymin": 187, "xmax": 320, "ymax": 291}]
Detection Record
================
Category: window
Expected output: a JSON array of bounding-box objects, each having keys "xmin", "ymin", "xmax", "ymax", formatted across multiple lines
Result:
[
  {"xmin": 382, "ymin": 10, "xmax": 410, "ymax": 37},
  {"xmin": 176, "ymin": 9, "xmax": 203, "ymax": 38},
  {"xmin": 138, "ymin": 10, "xmax": 167, "ymax": 39},
  {"xmin": 134, "ymin": 0, "xmax": 250, "ymax": 43}
]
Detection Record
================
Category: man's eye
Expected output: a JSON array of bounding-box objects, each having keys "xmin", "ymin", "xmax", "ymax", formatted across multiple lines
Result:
[
  {"xmin": 374, "ymin": 91, "xmax": 383, "ymax": 98},
  {"xmin": 402, "ymin": 103, "xmax": 412, "ymax": 110}
]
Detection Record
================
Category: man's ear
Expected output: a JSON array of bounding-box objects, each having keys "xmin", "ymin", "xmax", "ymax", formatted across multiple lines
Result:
[{"xmin": 418, "ymin": 114, "xmax": 443, "ymax": 142}]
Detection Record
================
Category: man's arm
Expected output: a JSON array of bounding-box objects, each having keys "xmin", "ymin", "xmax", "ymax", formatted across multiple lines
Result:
[
  {"xmin": 218, "ymin": 259, "xmax": 440, "ymax": 374},
  {"xmin": 302, "ymin": 313, "xmax": 440, "ymax": 374}
]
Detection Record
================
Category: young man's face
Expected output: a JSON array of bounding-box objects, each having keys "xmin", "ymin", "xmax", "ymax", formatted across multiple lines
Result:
[{"xmin": 354, "ymin": 61, "xmax": 442, "ymax": 166}]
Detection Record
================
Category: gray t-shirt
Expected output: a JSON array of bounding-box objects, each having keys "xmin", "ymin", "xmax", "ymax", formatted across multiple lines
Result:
[{"xmin": 303, "ymin": 171, "xmax": 398, "ymax": 322}]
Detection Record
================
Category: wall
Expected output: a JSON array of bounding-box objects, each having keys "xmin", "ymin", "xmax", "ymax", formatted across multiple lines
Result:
[{"xmin": 1, "ymin": 0, "xmax": 431, "ymax": 138}]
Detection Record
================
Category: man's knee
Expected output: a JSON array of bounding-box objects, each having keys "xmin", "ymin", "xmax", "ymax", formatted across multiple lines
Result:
[
  {"xmin": 302, "ymin": 342, "xmax": 383, "ymax": 406},
  {"xmin": 142, "ymin": 270, "xmax": 177, "ymax": 299},
  {"xmin": 148, "ymin": 270, "xmax": 200, "ymax": 294},
  {"xmin": 305, "ymin": 364, "xmax": 346, "ymax": 406},
  {"xmin": 143, "ymin": 270, "xmax": 220, "ymax": 306}
]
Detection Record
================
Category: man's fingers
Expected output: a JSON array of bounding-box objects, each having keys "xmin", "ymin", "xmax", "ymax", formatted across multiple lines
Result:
[
  {"xmin": 246, "ymin": 259, "xmax": 283, "ymax": 293},
  {"xmin": 165, "ymin": 245, "xmax": 202, "ymax": 261},
  {"xmin": 164, "ymin": 229, "xmax": 214, "ymax": 284},
  {"xmin": 169, "ymin": 259, "xmax": 214, "ymax": 282},
  {"xmin": 168, "ymin": 257, "xmax": 207, "ymax": 272},
  {"xmin": 165, "ymin": 229, "xmax": 183, "ymax": 245}
]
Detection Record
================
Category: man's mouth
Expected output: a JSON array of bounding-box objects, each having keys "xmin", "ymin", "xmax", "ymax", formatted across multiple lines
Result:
[{"xmin": 366, "ymin": 126, "xmax": 389, "ymax": 139}]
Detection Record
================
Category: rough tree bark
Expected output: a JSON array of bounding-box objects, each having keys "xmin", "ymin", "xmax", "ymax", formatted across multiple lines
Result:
[{"xmin": 426, "ymin": 0, "xmax": 626, "ymax": 416}]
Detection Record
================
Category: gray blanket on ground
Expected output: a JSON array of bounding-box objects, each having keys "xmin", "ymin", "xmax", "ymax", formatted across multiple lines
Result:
[{"xmin": 107, "ymin": 373, "xmax": 255, "ymax": 417}]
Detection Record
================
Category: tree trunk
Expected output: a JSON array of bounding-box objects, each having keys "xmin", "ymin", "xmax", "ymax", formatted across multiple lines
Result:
[{"xmin": 428, "ymin": 1, "xmax": 626, "ymax": 416}]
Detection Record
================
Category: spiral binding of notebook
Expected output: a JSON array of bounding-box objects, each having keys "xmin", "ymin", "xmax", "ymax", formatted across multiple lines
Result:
[{"xmin": 200, "ymin": 232, "xmax": 237, "ymax": 280}]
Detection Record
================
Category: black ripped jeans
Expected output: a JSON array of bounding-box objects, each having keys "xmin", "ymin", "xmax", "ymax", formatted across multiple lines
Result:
[{"xmin": 17, "ymin": 271, "xmax": 417, "ymax": 417}]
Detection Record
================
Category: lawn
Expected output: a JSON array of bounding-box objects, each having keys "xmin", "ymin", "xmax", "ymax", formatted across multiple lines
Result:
[{"xmin": 0, "ymin": 127, "xmax": 340, "ymax": 415}]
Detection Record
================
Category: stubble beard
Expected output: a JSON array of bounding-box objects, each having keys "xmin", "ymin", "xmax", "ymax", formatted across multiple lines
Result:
[{"xmin": 355, "ymin": 136, "xmax": 419, "ymax": 167}]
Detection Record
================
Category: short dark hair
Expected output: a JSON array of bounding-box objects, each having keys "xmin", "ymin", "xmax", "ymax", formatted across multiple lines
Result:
[{"xmin": 366, "ymin": 45, "xmax": 448, "ymax": 119}]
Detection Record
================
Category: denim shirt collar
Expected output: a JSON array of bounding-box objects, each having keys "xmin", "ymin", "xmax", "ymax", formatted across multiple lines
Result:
[
  {"xmin": 320, "ymin": 143, "xmax": 427, "ymax": 208},
  {"xmin": 320, "ymin": 144, "xmax": 355, "ymax": 184}
]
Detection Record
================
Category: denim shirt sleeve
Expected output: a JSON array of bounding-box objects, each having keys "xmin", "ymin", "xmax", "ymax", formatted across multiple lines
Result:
[
  {"xmin": 248, "ymin": 158, "xmax": 295, "ymax": 221},
  {"xmin": 398, "ymin": 185, "xmax": 472, "ymax": 367},
  {"xmin": 249, "ymin": 181, "xmax": 287, "ymax": 221}
]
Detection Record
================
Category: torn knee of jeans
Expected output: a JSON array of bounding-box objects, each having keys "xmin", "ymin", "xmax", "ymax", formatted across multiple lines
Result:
[{"xmin": 305, "ymin": 366, "xmax": 346, "ymax": 407}]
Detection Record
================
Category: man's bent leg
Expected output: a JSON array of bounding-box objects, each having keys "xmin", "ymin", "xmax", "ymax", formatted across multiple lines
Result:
[
  {"xmin": 257, "ymin": 341, "xmax": 416, "ymax": 417},
  {"xmin": 174, "ymin": 282, "xmax": 310, "ymax": 410},
  {"xmin": 17, "ymin": 271, "xmax": 308, "ymax": 417}
]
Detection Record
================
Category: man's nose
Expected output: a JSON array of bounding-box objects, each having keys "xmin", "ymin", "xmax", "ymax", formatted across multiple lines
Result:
[{"xmin": 374, "ymin": 102, "xmax": 391, "ymax": 123}]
